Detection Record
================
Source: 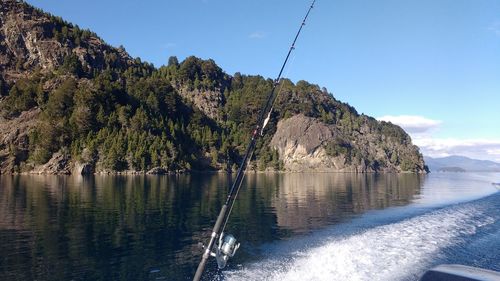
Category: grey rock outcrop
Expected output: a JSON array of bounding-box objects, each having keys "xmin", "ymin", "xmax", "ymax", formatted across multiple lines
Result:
[
  {"xmin": 271, "ymin": 114, "xmax": 427, "ymax": 173},
  {"xmin": 31, "ymin": 151, "xmax": 71, "ymax": 174},
  {"xmin": 270, "ymin": 114, "xmax": 346, "ymax": 171},
  {"xmin": 177, "ymin": 88, "xmax": 224, "ymax": 122},
  {"xmin": 147, "ymin": 167, "xmax": 168, "ymax": 175},
  {"xmin": 0, "ymin": 0, "xmax": 134, "ymax": 84},
  {"xmin": 73, "ymin": 162, "xmax": 93, "ymax": 175},
  {"xmin": 0, "ymin": 108, "xmax": 40, "ymax": 173}
]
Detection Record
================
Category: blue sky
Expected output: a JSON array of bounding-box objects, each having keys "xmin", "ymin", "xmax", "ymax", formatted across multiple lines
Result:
[{"xmin": 26, "ymin": 0, "xmax": 500, "ymax": 161}]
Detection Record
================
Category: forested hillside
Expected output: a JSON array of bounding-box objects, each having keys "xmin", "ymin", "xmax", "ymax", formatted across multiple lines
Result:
[{"xmin": 0, "ymin": 0, "xmax": 427, "ymax": 174}]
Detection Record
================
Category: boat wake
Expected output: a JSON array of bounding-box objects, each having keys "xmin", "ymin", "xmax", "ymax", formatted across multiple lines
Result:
[{"xmin": 222, "ymin": 195, "xmax": 498, "ymax": 281}]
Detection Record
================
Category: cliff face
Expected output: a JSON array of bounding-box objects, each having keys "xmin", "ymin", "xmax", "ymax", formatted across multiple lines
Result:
[
  {"xmin": 0, "ymin": 108, "xmax": 40, "ymax": 173},
  {"xmin": 0, "ymin": 0, "xmax": 427, "ymax": 174},
  {"xmin": 271, "ymin": 114, "xmax": 427, "ymax": 173},
  {"xmin": 0, "ymin": 0, "xmax": 133, "ymax": 84},
  {"xmin": 177, "ymin": 88, "xmax": 225, "ymax": 122},
  {"xmin": 271, "ymin": 114, "xmax": 343, "ymax": 171}
]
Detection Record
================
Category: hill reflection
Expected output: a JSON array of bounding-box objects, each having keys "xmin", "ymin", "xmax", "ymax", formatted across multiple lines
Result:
[{"xmin": 0, "ymin": 173, "xmax": 424, "ymax": 280}]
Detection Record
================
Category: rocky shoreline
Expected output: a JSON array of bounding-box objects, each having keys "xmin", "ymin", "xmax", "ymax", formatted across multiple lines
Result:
[{"xmin": 2, "ymin": 164, "xmax": 425, "ymax": 176}]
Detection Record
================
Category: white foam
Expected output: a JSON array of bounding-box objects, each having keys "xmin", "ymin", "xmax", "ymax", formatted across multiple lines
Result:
[{"xmin": 223, "ymin": 205, "xmax": 495, "ymax": 281}]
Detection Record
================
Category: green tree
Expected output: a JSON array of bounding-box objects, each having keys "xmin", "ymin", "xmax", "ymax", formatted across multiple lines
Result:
[
  {"xmin": 61, "ymin": 26, "xmax": 69, "ymax": 39},
  {"xmin": 1, "ymin": 79, "xmax": 38, "ymax": 116},
  {"xmin": 46, "ymin": 79, "xmax": 77, "ymax": 118},
  {"xmin": 70, "ymin": 86, "xmax": 97, "ymax": 135},
  {"xmin": 168, "ymin": 56, "xmax": 179, "ymax": 67},
  {"xmin": 130, "ymin": 108, "xmax": 149, "ymax": 132},
  {"xmin": 61, "ymin": 54, "xmax": 83, "ymax": 76}
]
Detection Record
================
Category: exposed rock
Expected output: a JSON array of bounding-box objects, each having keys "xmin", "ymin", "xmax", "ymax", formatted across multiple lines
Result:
[
  {"xmin": 271, "ymin": 114, "xmax": 427, "ymax": 173},
  {"xmin": 0, "ymin": 0, "xmax": 134, "ymax": 85},
  {"xmin": 270, "ymin": 114, "xmax": 342, "ymax": 172},
  {"xmin": 73, "ymin": 162, "xmax": 93, "ymax": 175},
  {"xmin": 0, "ymin": 108, "xmax": 41, "ymax": 173},
  {"xmin": 146, "ymin": 167, "xmax": 168, "ymax": 175},
  {"xmin": 177, "ymin": 87, "xmax": 225, "ymax": 122},
  {"xmin": 31, "ymin": 151, "xmax": 71, "ymax": 174}
]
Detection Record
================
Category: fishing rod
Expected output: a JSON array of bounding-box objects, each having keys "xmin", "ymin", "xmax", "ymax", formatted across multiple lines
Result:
[{"xmin": 193, "ymin": 1, "xmax": 316, "ymax": 280}]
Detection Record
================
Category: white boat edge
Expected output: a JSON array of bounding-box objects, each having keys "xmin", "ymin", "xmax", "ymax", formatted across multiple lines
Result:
[{"xmin": 420, "ymin": 264, "xmax": 500, "ymax": 281}]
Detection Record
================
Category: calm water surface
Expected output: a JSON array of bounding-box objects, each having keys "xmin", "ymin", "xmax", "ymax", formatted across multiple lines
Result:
[{"xmin": 0, "ymin": 173, "xmax": 498, "ymax": 280}]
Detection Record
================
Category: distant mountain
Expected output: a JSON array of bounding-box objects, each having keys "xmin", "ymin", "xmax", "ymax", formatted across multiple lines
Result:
[{"xmin": 424, "ymin": 156, "xmax": 500, "ymax": 172}]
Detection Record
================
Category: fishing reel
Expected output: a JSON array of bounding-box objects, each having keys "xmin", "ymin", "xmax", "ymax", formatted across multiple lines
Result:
[
  {"xmin": 198, "ymin": 232, "xmax": 240, "ymax": 269},
  {"xmin": 212, "ymin": 233, "xmax": 240, "ymax": 269}
]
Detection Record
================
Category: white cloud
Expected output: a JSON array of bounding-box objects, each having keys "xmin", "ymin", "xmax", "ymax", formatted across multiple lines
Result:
[
  {"xmin": 249, "ymin": 31, "xmax": 267, "ymax": 39},
  {"xmin": 376, "ymin": 115, "xmax": 500, "ymax": 163},
  {"xmin": 377, "ymin": 115, "xmax": 441, "ymax": 135},
  {"xmin": 414, "ymin": 137, "xmax": 500, "ymax": 163}
]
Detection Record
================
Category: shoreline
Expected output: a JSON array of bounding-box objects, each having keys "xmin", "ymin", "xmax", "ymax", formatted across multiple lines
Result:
[{"xmin": 2, "ymin": 169, "xmax": 428, "ymax": 176}]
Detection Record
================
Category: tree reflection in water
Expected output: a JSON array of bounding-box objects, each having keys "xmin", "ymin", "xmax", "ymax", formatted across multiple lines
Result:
[{"xmin": 0, "ymin": 173, "xmax": 424, "ymax": 280}]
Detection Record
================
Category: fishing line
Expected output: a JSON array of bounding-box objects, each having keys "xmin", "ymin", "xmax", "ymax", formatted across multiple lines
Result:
[{"xmin": 273, "ymin": 51, "xmax": 297, "ymax": 109}]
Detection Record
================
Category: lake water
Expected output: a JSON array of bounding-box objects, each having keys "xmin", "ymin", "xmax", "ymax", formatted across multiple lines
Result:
[{"xmin": 0, "ymin": 173, "xmax": 498, "ymax": 281}]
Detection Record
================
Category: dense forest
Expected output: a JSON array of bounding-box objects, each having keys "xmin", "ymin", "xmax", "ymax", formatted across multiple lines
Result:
[{"xmin": 0, "ymin": 0, "xmax": 427, "ymax": 174}]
